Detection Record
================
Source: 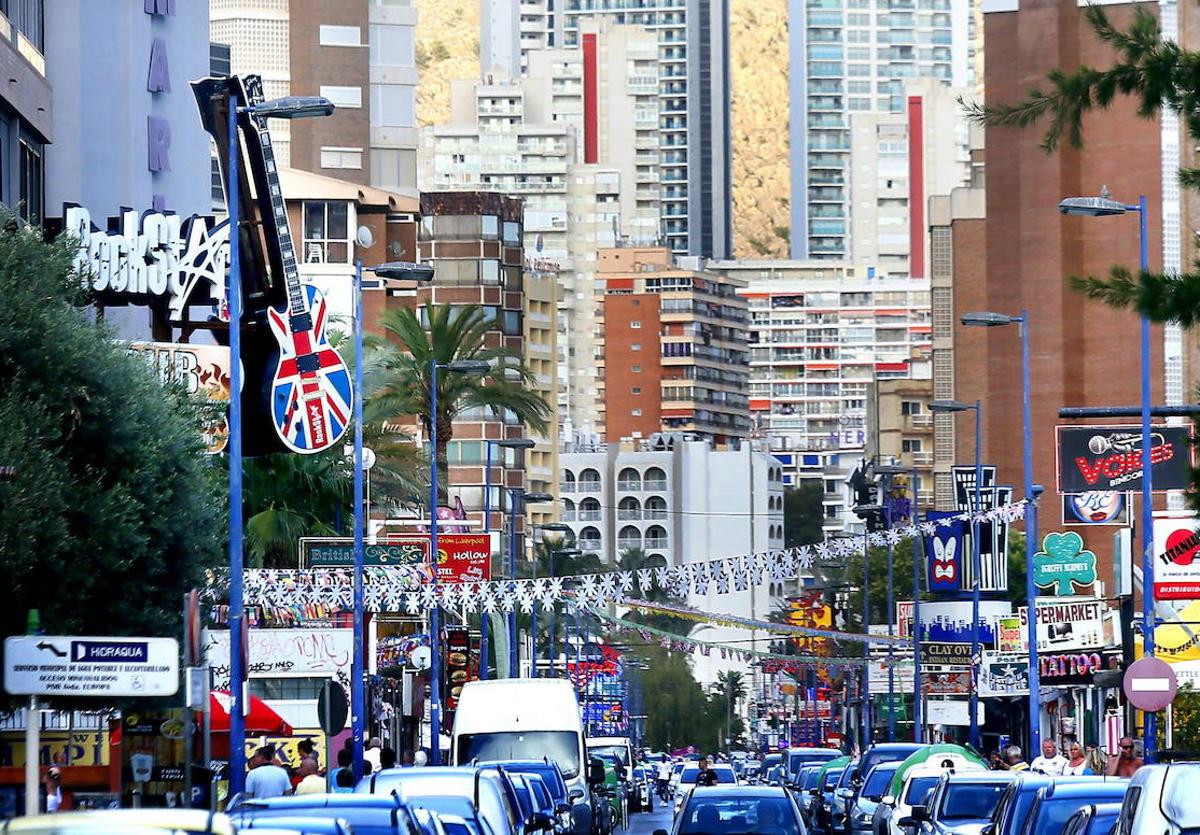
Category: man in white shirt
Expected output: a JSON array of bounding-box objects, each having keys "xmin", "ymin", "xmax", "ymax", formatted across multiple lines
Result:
[
  {"xmin": 1029, "ymin": 739, "xmax": 1068, "ymax": 775},
  {"xmin": 245, "ymin": 745, "xmax": 292, "ymax": 799}
]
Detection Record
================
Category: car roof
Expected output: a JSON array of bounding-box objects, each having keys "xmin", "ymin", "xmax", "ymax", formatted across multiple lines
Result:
[
  {"xmin": 688, "ymin": 786, "xmax": 792, "ymax": 797},
  {"xmin": 941, "ymin": 772, "xmax": 1018, "ymax": 784},
  {"xmin": 789, "ymin": 748, "xmax": 842, "ymax": 756},
  {"xmin": 869, "ymin": 744, "xmax": 925, "ymax": 752},
  {"xmin": 237, "ymin": 795, "xmax": 405, "ymax": 810},
  {"xmin": 1037, "ymin": 780, "xmax": 1129, "ymax": 799}
]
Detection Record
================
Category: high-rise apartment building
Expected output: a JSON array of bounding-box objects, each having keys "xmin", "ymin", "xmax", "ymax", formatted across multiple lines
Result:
[
  {"xmin": 788, "ymin": 0, "xmax": 971, "ymax": 260},
  {"xmin": 595, "ymin": 247, "xmax": 751, "ymax": 444},
  {"xmin": 211, "ymin": 0, "xmax": 419, "ymax": 192},
  {"xmin": 516, "ymin": 0, "xmax": 731, "ymax": 258}
]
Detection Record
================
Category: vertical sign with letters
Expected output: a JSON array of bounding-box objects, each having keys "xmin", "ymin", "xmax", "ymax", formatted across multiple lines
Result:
[{"xmin": 145, "ymin": 0, "xmax": 176, "ymax": 209}]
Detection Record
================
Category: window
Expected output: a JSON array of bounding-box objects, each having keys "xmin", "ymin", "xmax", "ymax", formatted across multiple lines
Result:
[
  {"xmin": 631, "ymin": 343, "xmax": 641, "ymax": 351},
  {"xmin": 249, "ymin": 676, "xmax": 327, "ymax": 701},
  {"xmin": 370, "ymin": 24, "xmax": 415, "ymax": 66},
  {"xmin": 901, "ymin": 401, "xmax": 922, "ymax": 415},
  {"xmin": 320, "ymin": 147, "xmax": 363, "ymax": 169},
  {"xmin": 370, "ymin": 85, "xmax": 416, "ymax": 127},
  {"xmin": 302, "ymin": 201, "xmax": 350, "ymax": 263},
  {"xmin": 631, "ymin": 408, "xmax": 642, "ymax": 416},
  {"xmin": 19, "ymin": 139, "xmax": 41, "ymax": 224},
  {"xmin": 901, "ymin": 438, "xmax": 923, "ymax": 453},
  {"xmin": 631, "ymin": 365, "xmax": 642, "ymax": 373},
  {"xmin": 319, "ymin": 85, "xmax": 363, "ymax": 108},
  {"xmin": 371, "ymin": 148, "xmax": 417, "ymax": 190},
  {"xmin": 630, "ymin": 320, "xmax": 641, "ymax": 329},
  {"xmin": 631, "ymin": 387, "xmax": 641, "ymax": 395},
  {"xmin": 320, "ymin": 25, "xmax": 362, "ymax": 46}
]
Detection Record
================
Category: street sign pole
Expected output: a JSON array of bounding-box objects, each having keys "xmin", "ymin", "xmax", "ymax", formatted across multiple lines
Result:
[{"xmin": 24, "ymin": 695, "xmax": 37, "ymax": 816}]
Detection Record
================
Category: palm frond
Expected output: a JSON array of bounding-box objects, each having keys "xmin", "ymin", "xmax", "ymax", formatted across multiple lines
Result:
[{"xmin": 1069, "ymin": 269, "xmax": 1200, "ymax": 327}]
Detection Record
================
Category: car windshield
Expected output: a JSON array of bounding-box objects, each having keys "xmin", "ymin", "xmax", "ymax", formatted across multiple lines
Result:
[
  {"xmin": 458, "ymin": 732, "xmax": 580, "ymax": 779},
  {"xmin": 680, "ymin": 767, "xmax": 737, "ymax": 785},
  {"xmin": 589, "ymin": 745, "xmax": 630, "ymax": 768},
  {"xmin": 504, "ymin": 766, "xmax": 566, "ymax": 803},
  {"xmin": 801, "ymin": 770, "xmax": 822, "ymax": 791},
  {"xmin": 902, "ymin": 777, "xmax": 941, "ymax": 805},
  {"xmin": 941, "ymin": 783, "xmax": 1008, "ymax": 820},
  {"xmin": 862, "ymin": 767, "xmax": 897, "ymax": 801},
  {"xmin": 837, "ymin": 766, "xmax": 858, "ymax": 789},
  {"xmin": 1162, "ymin": 764, "xmax": 1200, "ymax": 828},
  {"xmin": 679, "ymin": 796, "xmax": 802, "ymax": 835},
  {"xmin": 823, "ymin": 770, "xmax": 845, "ymax": 791}
]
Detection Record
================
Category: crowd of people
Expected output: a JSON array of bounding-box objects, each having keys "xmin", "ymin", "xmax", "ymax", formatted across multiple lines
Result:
[
  {"xmin": 987, "ymin": 738, "xmax": 1145, "ymax": 777},
  {"xmin": 242, "ymin": 737, "xmax": 427, "ymax": 799}
]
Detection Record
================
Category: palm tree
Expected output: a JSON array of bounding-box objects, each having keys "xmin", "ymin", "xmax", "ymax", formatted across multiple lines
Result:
[
  {"xmin": 715, "ymin": 670, "xmax": 748, "ymax": 749},
  {"xmin": 367, "ymin": 302, "xmax": 552, "ymax": 502}
]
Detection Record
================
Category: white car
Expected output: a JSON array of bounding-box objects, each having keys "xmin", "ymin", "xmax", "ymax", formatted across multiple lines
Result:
[
  {"xmin": 1112, "ymin": 762, "xmax": 1200, "ymax": 835},
  {"xmin": 672, "ymin": 764, "xmax": 739, "ymax": 815},
  {"xmin": 882, "ymin": 764, "xmax": 976, "ymax": 835}
]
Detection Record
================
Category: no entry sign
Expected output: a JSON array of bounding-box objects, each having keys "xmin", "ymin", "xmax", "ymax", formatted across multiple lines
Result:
[
  {"xmin": 1154, "ymin": 515, "xmax": 1200, "ymax": 599},
  {"xmin": 1123, "ymin": 656, "xmax": 1178, "ymax": 712}
]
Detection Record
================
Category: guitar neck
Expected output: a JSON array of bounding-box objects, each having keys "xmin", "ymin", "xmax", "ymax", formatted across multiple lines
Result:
[{"xmin": 255, "ymin": 131, "xmax": 307, "ymax": 318}]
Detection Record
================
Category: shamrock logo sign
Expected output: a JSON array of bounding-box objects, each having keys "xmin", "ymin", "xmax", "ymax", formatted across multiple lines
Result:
[{"xmin": 1034, "ymin": 531, "xmax": 1098, "ymax": 595}]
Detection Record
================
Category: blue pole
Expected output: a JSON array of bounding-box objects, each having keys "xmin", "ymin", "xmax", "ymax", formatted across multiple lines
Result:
[
  {"xmin": 969, "ymin": 400, "xmax": 982, "ymax": 751},
  {"xmin": 549, "ymin": 553, "xmax": 557, "ymax": 676},
  {"xmin": 911, "ymin": 466, "xmax": 922, "ymax": 743},
  {"xmin": 481, "ymin": 441, "xmax": 493, "ymax": 682},
  {"xmin": 886, "ymin": 478, "xmax": 895, "ymax": 743},
  {"xmin": 1020, "ymin": 312, "xmax": 1040, "ymax": 755},
  {"xmin": 1136, "ymin": 194, "xmax": 1156, "ymax": 762},
  {"xmin": 862, "ymin": 534, "xmax": 871, "ymax": 748},
  {"xmin": 226, "ymin": 91, "xmax": 247, "ymax": 797},
  {"xmin": 429, "ymin": 360, "xmax": 443, "ymax": 765},
  {"xmin": 352, "ymin": 260, "xmax": 366, "ymax": 777},
  {"xmin": 531, "ymin": 540, "xmax": 538, "ymax": 677},
  {"xmin": 509, "ymin": 489, "xmax": 520, "ymax": 678}
]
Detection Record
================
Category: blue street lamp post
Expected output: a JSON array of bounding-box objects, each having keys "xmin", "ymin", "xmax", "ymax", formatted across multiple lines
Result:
[
  {"xmin": 1060, "ymin": 192, "xmax": 1155, "ymax": 761},
  {"xmin": 506, "ymin": 488, "xmax": 554, "ymax": 677},
  {"xmin": 351, "ymin": 255, "xmax": 433, "ymax": 774},
  {"xmin": 225, "ymin": 91, "xmax": 333, "ymax": 795},
  {"xmin": 911, "ymin": 466, "xmax": 922, "ymax": 743},
  {"xmin": 874, "ymin": 464, "xmax": 910, "ymax": 743},
  {"xmin": 482, "ymin": 438, "xmax": 535, "ymax": 681},
  {"xmin": 429, "ymin": 358, "xmax": 490, "ymax": 764},
  {"xmin": 962, "ymin": 310, "xmax": 1037, "ymax": 752},
  {"xmin": 930, "ymin": 400, "xmax": 982, "ymax": 749}
]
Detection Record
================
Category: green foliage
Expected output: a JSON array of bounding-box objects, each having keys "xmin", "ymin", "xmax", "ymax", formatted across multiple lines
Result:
[
  {"xmin": 0, "ymin": 217, "xmax": 222, "ymax": 705},
  {"xmin": 641, "ymin": 644, "xmax": 725, "ymax": 753},
  {"xmin": 1159, "ymin": 681, "xmax": 1200, "ymax": 752},
  {"xmin": 784, "ymin": 484, "xmax": 824, "ymax": 548}
]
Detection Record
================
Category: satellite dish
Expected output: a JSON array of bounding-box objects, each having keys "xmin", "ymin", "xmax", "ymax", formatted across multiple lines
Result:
[
  {"xmin": 411, "ymin": 646, "xmax": 432, "ymax": 671},
  {"xmin": 356, "ymin": 225, "xmax": 375, "ymax": 249},
  {"xmin": 388, "ymin": 241, "xmax": 404, "ymax": 257}
]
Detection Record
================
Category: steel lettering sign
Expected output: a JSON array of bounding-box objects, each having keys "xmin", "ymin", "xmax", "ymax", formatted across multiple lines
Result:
[
  {"xmin": 1016, "ymin": 597, "xmax": 1111, "ymax": 653},
  {"xmin": 919, "ymin": 642, "xmax": 973, "ymax": 667},
  {"xmin": 1056, "ymin": 425, "xmax": 1192, "ymax": 493},
  {"xmin": 1033, "ymin": 532, "xmax": 1098, "ymax": 595},
  {"xmin": 4, "ymin": 636, "xmax": 179, "ymax": 697},
  {"xmin": 300, "ymin": 533, "xmax": 497, "ymax": 583},
  {"xmin": 1153, "ymin": 515, "xmax": 1200, "ymax": 600}
]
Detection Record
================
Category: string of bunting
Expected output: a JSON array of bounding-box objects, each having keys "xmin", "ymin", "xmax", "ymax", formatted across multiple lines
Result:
[
  {"xmin": 611, "ymin": 597, "xmax": 913, "ymax": 646},
  {"xmin": 206, "ymin": 500, "xmax": 1027, "ymax": 613},
  {"xmin": 580, "ymin": 605, "xmax": 870, "ymax": 669}
]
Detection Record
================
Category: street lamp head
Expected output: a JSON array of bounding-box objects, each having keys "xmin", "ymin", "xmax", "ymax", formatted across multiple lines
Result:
[
  {"xmin": 1058, "ymin": 193, "xmax": 1128, "ymax": 217},
  {"xmin": 494, "ymin": 438, "xmax": 536, "ymax": 450},
  {"xmin": 556, "ymin": 548, "xmax": 584, "ymax": 557},
  {"xmin": 444, "ymin": 359, "xmax": 491, "ymax": 374},
  {"xmin": 930, "ymin": 400, "xmax": 976, "ymax": 413},
  {"xmin": 873, "ymin": 463, "xmax": 909, "ymax": 475},
  {"xmin": 522, "ymin": 492, "xmax": 556, "ymax": 504},
  {"xmin": 538, "ymin": 522, "xmax": 574, "ymax": 533},
  {"xmin": 245, "ymin": 96, "xmax": 335, "ymax": 119},
  {"xmin": 961, "ymin": 311, "xmax": 1020, "ymax": 328},
  {"xmin": 373, "ymin": 261, "xmax": 435, "ymax": 283}
]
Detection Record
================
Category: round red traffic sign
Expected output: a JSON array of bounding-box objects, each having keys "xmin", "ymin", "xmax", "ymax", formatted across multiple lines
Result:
[{"xmin": 1123, "ymin": 657, "xmax": 1178, "ymax": 712}]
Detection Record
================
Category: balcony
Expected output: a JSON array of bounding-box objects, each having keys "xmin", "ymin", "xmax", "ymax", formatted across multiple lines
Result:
[
  {"xmin": 618, "ymin": 536, "xmax": 643, "ymax": 551},
  {"xmin": 577, "ymin": 509, "xmax": 603, "ymax": 521},
  {"xmin": 579, "ymin": 538, "xmax": 602, "ymax": 552},
  {"xmin": 644, "ymin": 508, "xmax": 669, "ymax": 520},
  {"xmin": 562, "ymin": 509, "xmax": 576, "ymax": 521},
  {"xmin": 577, "ymin": 481, "xmax": 602, "ymax": 493},
  {"xmin": 644, "ymin": 479, "xmax": 668, "ymax": 491},
  {"xmin": 910, "ymin": 452, "xmax": 933, "ymax": 467},
  {"xmin": 618, "ymin": 509, "xmax": 643, "ymax": 521},
  {"xmin": 645, "ymin": 537, "xmax": 670, "ymax": 550}
]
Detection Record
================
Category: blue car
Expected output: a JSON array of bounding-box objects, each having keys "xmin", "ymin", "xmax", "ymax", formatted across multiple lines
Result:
[
  {"xmin": 1020, "ymin": 779, "xmax": 1129, "ymax": 835},
  {"xmin": 1061, "ymin": 803, "xmax": 1122, "ymax": 835},
  {"xmin": 228, "ymin": 794, "xmax": 424, "ymax": 835},
  {"xmin": 391, "ymin": 793, "xmax": 497, "ymax": 835},
  {"xmin": 985, "ymin": 775, "xmax": 1114, "ymax": 835}
]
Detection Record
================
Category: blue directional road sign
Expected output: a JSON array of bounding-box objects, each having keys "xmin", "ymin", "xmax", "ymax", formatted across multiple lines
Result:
[{"xmin": 3, "ymin": 635, "xmax": 179, "ymax": 697}]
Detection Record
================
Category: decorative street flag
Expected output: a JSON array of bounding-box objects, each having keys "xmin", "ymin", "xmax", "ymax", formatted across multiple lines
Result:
[{"xmin": 925, "ymin": 512, "xmax": 965, "ymax": 593}]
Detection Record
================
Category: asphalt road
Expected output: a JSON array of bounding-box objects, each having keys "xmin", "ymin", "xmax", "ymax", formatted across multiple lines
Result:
[{"xmin": 628, "ymin": 798, "xmax": 674, "ymax": 835}]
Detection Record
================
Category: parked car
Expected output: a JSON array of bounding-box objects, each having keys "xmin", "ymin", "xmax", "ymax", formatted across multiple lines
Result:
[
  {"xmin": 830, "ymin": 760, "xmax": 861, "ymax": 835},
  {"xmin": 797, "ymin": 766, "xmax": 825, "ymax": 826},
  {"xmin": 852, "ymin": 745, "xmax": 925, "ymax": 789},
  {"xmin": 657, "ymin": 785, "xmax": 808, "ymax": 835},
  {"xmin": 744, "ymin": 761, "xmax": 763, "ymax": 785},
  {"xmin": 877, "ymin": 766, "xmax": 945, "ymax": 835},
  {"xmin": 983, "ymin": 775, "xmax": 1117, "ymax": 835},
  {"xmin": 385, "ymin": 795, "xmax": 497, "ymax": 835},
  {"xmin": 847, "ymin": 762, "xmax": 903, "ymax": 835},
  {"xmin": 228, "ymin": 794, "xmax": 427, "ymax": 835},
  {"xmin": 813, "ymin": 766, "xmax": 847, "ymax": 834},
  {"xmin": 354, "ymin": 766, "xmax": 525, "ymax": 835},
  {"xmin": 1112, "ymin": 762, "xmax": 1200, "ymax": 835},
  {"xmin": 901, "ymin": 771, "xmax": 1017, "ymax": 835},
  {"xmin": 1, "ymin": 810, "xmax": 236, "ymax": 835},
  {"xmin": 1018, "ymin": 779, "xmax": 1129, "ymax": 835},
  {"xmin": 673, "ymin": 763, "xmax": 739, "ymax": 815},
  {"xmin": 493, "ymin": 761, "xmax": 574, "ymax": 835},
  {"xmin": 1061, "ymin": 803, "xmax": 1122, "ymax": 835},
  {"xmin": 789, "ymin": 749, "xmax": 845, "ymax": 788},
  {"xmin": 632, "ymin": 765, "xmax": 655, "ymax": 813}
]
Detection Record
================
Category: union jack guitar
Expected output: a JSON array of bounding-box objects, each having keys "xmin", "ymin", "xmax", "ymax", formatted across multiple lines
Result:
[{"xmin": 243, "ymin": 76, "xmax": 352, "ymax": 454}]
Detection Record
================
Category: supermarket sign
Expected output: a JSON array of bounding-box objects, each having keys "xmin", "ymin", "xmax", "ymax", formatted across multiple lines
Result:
[
  {"xmin": 1016, "ymin": 597, "xmax": 1113, "ymax": 653},
  {"xmin": 300, "ymin": 533, "xmax": 497, "ymax": 583},
  {"xmin": 1153, "ymin": 515, "xmax": 1200, "ymax": 600}
]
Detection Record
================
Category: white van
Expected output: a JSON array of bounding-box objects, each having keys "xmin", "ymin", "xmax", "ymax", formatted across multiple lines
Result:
[
  {"xmin": 452, "ymin": 679, "xmax": 592, "ymax": 835},
  {"xmin": 586, "ymin": 737, "xmax": 634, "ymax": 782}
]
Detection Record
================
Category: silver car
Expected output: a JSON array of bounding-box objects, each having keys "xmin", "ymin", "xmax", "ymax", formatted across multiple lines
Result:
[{"xmin": 1112, "ymin": 762, "xmax": 1200, "ymax": 835}]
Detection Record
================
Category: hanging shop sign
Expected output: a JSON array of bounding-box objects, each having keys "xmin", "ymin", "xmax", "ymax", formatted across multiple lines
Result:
[
  {"xmin": 921, "ymin": 600, "xmax": 1012, "ymax": 646},
  {"xmin": 129, "ymin": 341, "xmax": 230, "ymax": 454},
  {"xmin": 300, "ymin": 534, "xmax": 497, "ymax": 583},
  {"xmin": 922, "ymin": 669, "xmax": 973, "ymax": 696},
  {"xmin": 1153, "ymin": 515, "xmax": 1200, "ymax": 600},
  {"xmin": 920, "ymin": 642, "xmax": 973, "ymax": 667},
  {"xmin": 995, "ymin": 616, "xmax": 1023, "ymax": 654},
  {"xmin": 952, "ymin": 466, "xmax": 1011, "ymax": 592},
  {"xmin": 443, "ymin": 627, "xmax": 472, "ymax": 719},
  {"xmin": 1038, "ymin": 651, "xmax": 1115, "ymax": 685},
  {"xmin": 1056, "ymin": 424, "xmax": 1193, "ymax": 493},
  {"xmin": 896, "ymin": 601, "xmax": 914, "ymax": 639},
  {"xmin": 978, "ymin": 652, "xmax": 1030, "ymax": 697},
  {"xmin": 1062, "ymin": 491, "xmax": 1127, "ymax": 526},
  {"xmin": 1016, "ymin": 597, "xmax": 1111, "ymax": 654},
  {"xmin": 1033, "ymin": 532, "xmax": 1098, "ymax": 596},
  {"xmin": 925, "ymin": 700, "xmax": 983, "ymax": 727},
  {"xmin": 924, "ymin": 513, "xmax": 964, "ymax": 593}
]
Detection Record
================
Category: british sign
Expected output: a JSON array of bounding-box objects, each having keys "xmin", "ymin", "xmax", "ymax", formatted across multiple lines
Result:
[
  {"xmin": 4, "ymin": 636, "xmax": 179, "ymax": 697},
  {"xmin": 1153, "ymin": 515, "xmax": 1200, "ymax": 600},
  {"xmin": 300, "ymin": 533, "xmax": 497, "ymax": 583},
  {"xmin": 1017, "ymin": 598, "xmax": 1111, "ymax": 653},
  {"xmin": 1056, "ymin": 425, "xmax": 1192, "ymax": 494}
]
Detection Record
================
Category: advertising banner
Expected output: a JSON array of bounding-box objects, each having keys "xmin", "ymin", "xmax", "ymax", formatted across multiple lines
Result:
[
  {"xmin": 951, "ymin": 466, "xmax": 1010, "ymax": 592},
  {"xmin": 922, "ymin": 669, "xmax": 973, "ymax": 696},
  {"xmin": 1153, "ymin": 515, "xmax": 1200, "ymax": 600},
  {"xmin": 995, "ymin": 616, "xmax": 1023, "ymax": 654},
  {"xmin": 922, "ymin": 600, "xmax": 1012, "ymax": 646},
  {"xmin": 924, "ymin": 513, "xmax": 964, "ymax": 593},
  {"xmin": 979, "ymin": 652, "xmax": 1030, "ymax": 697},
  {"xmin": 868, "ymin": 658, "xmax": 915, "ymax": 689},
  {"xmin": 1062, "ymin": 492, "xmax": 1127, "ymax": 526},
  {"xmin": 920, "ymin": 642, "xmax": 973, "ymax": 667},
  {"xmin": 129, "ymin": 341, "xmax": 230, "ymax": 454},
  {"xmin": 896, "ymin": 601, "xmax": 914, "ymax": 639},
  {"xmin": 444, "ymin": 627, "xmax": 472, "ymax": 716},
  {"xmin": 1056, "ymin": 424, "xmax": 1192, "ymax": 493},
  {"xmin": 300, "ymin": 533, "xmax": 497, "ymax": 583},
  {"xmin": 1033, "ymin": 532, "xmax": 1098, "ymax": 596},
  {"xmin": 1016, "ymin": 597, "xmax": 1111, "ymax": 654}
]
